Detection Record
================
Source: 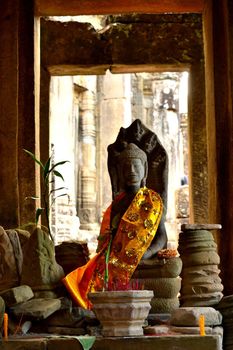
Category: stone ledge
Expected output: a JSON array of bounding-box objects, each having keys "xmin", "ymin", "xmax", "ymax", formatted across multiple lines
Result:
[
  {"xmin": 0, "ymin": 338, "xmax": 47, "ymax": 350},
  {"xmin": 92, "ymin": 335, "xmax": 222, "ymax": 350},
  {"xmin": 0, "ymin": 335, "xmax": 222, "ymax": 350}
]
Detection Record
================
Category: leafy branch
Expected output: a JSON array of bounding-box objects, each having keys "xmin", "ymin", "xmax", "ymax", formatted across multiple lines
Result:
[{"xmin": 24, "ymin": 149, "xmax": 70, "ymax": 242}]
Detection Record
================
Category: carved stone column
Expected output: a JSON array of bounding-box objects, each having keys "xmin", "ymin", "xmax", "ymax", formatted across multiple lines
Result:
[
  {"xmin": 178, "ymin": 224, "xmax": 223, "ymax": 307},
  {"xmin": 78, "ymin": 90, "xmax": 98, "ymax": 230}
]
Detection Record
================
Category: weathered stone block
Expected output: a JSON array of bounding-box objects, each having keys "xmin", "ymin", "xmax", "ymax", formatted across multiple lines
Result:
[
  {"xmin": 0, "ymin": 226, "xmax": 19, "ymax": 291},
  {"xmin": 171, "ymin": 325, "xmax": 223, "ymax": 336},
  {"xmin": 170, "ymin": 307, "xmax": 222, "ymax": 326},
  {"xmin": 21, "ymin": 228, "xmax": 65, "ymax": 290},
  {"xmin": 144, "ymin": 325, "xmax": 170, "ymax": 335},
  {"xmin": 10, "ymin": 298, "xmax": 61, "ymax": 320},
  {"xmin": 0, "ymin": 285, "xmax": 34, "ymax": 307}
]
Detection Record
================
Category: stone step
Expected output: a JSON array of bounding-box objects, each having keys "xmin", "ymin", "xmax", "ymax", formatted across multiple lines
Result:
[{"xmin": 0, "ymin": 335, "xmax": 222, "ymax": 350}]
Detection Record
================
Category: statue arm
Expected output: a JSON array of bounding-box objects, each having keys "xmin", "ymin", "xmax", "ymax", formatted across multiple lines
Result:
[{"xmin": 141, "ymin": 218, "xmax": 167, "ymax": 259}]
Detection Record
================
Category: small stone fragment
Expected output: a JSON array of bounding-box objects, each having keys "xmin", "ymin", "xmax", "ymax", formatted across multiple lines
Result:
[
  {"xmin": 10, "ymin": 298, "xmax": 61, "ymax": 320},
  {"xmin": 170, "ymin": 307, "xmax": 222, "ymax": 326},
  {"xmin": 0, "ymin": 285, "xmax": 34, "ymax": 307}
]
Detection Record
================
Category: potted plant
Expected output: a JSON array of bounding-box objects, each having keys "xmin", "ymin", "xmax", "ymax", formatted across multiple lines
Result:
[
  {"xmin": 23, "ymin": 149, "xmax": 69, "ymax": 242},
  {"xmin": 88, "ymin": 280, "xmax": 153, "ymax": 337},
  {"xmin": 88, "ymin": 242, "xmax": 154, "ymax": 337}
]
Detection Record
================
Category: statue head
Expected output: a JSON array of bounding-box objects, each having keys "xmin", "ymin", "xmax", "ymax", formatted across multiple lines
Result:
[
  {"xmin": 117, "ymin": 143, "xmax": 148, "ymax": 193},
  {"xmin": 128, "ymin": 119, "xmax": 145, "ymax": 143}
]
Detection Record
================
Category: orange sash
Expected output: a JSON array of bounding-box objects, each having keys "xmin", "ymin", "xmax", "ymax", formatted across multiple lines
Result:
[{"xmin": 62, "ymin": 187, "xmax": 162, "ymax": 309}]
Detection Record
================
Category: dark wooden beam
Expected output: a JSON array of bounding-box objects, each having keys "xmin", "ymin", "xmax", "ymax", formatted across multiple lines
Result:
[{"xmin": 35, "ymin": 0, "xmax": 205, "ymax": 16}]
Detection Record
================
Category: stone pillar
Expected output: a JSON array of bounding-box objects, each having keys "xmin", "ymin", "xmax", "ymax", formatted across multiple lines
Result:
[
  {"xmin": 40, "ymin": 67, "xmax": 50, "ymax": 229},
  {"xmin": 188, "ymin": 63, "xmax": 208, "ymax": 223},
  {"xmin": 178, "ymin": 224, "xmax": 223, "ymax": 307},
  {"xmin": 0, "ymin": 0, "xmax": 37, "ymax": 228},
  {"xmin": 78, "ymin": 90, "xmax": 98, "ymax": 230},
  {"xmin": 209, "ymin": 0, "xmax": 233, "ymax": 295},
  {"xmin": 0, "ymin": 1, "xmax": 19, "ymax": 228}
]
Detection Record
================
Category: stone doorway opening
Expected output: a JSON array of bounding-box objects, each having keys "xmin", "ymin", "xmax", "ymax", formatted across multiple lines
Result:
[
  {"xmin": 40, "ymin": 12, "xmax": 206, "ymax": 254},
  {"xmin": 49, "ymin": 69, "xmax": 190, "ymax": 253}
]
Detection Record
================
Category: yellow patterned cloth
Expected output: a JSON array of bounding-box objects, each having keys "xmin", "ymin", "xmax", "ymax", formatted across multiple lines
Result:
[{"xmin": 62, "ymin": 187, "xmax": 163, "ymax": 309}]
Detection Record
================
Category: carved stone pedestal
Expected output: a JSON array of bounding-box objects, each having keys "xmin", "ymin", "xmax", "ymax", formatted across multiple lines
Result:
[
  {"xmin": 132, "ymin": 255, "xmax": 182, "ymax": 313},
  {"xmin": 178, "ymin": 224, "xmax": 223, "ymax": 307},
  {"xmin": 88, "ymin": 290, "xmax": 153, "ymax": 337}
]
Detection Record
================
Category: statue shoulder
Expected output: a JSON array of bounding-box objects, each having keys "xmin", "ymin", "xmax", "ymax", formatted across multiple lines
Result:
[{"xmin": 139, "ymin": 187, "xmax": 163, "ymax": 204}]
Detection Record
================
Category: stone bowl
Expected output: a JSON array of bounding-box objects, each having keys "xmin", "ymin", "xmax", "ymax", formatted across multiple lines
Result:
[{"xmin": 88, "ymin": 290, "xmax": 154, "ymax": 337}]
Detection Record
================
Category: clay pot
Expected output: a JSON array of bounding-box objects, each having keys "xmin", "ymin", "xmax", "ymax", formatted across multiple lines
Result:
[{"xmin": 88, "ymin": 290, "xmax": 153, "ymax": 337}]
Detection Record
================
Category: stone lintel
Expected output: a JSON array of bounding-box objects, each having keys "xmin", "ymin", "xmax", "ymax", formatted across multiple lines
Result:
[
  {"xmin": 108, "ymin": 22, "xmax": 203, "ymax": 65},
  {"xmin": 110, "ymin": 64, "xmax": 190, "ymax": 74},
  {"xmin": 48, "ymin": 64, "xmax": 191, "ymax": 76},
  {"xmin": 35, "ymin": 0, "xmax": 205, "ymax": 16},
  {"xmin": 47, "ymin": 64, "xmax": 110, "ymax": 76},
  {"xmin": 41, "ymin": 18, "xmax": 203, "ymax": 68},
  {"xmin": 181, "ymin": 224, "xmax": 222, "ymax": 231},
  {"xmin": 41, "ymin": 19, "xmax": 110, "ymax": 67}
]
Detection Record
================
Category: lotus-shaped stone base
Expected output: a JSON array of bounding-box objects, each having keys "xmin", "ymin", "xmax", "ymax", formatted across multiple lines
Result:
[{"xmin": 88, "ymin": 290, "xmax": 153, "ymax": 337}]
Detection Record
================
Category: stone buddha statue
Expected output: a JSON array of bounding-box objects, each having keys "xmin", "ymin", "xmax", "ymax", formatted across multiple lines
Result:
[
  {"xmin": 107, "ymin": 142, "xmax": 167, "ymax": 260},
  {"xmin": 63, "ymin": 120, "xmax": 168, "ymax": 309},
  {"xmin": 63, "ymin": 139, "xmax": 165, "ymax": 309},
  {"xmin": 107, "ymin": 119, "xmax": 168, "ymax": 259}
]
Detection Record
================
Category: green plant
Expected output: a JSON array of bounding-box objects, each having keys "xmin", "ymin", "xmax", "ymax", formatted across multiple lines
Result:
[{"xmin": 24, "ymin": 149, "xmax": 69, "ymax": 241}]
